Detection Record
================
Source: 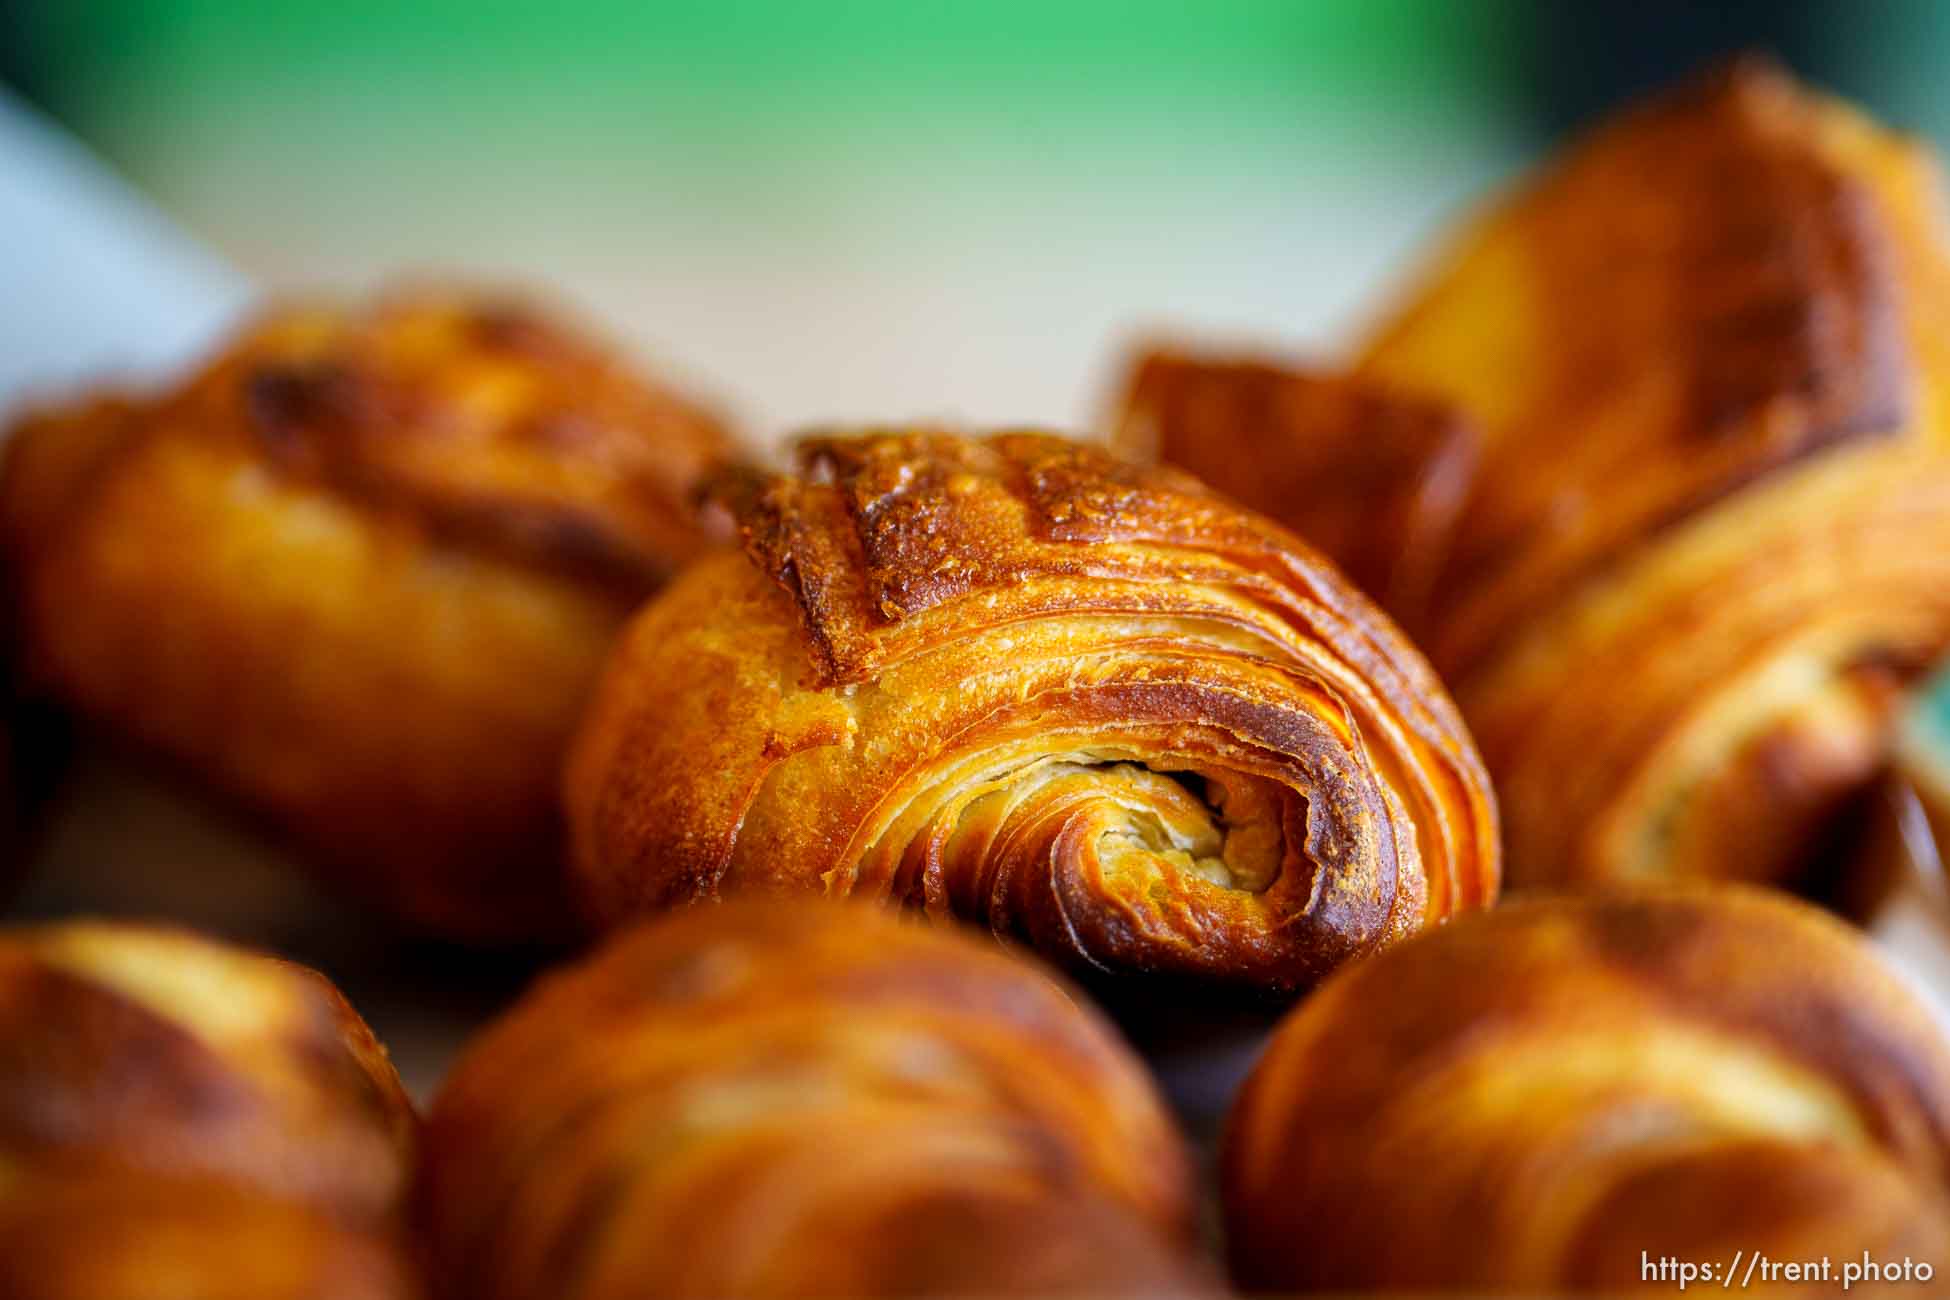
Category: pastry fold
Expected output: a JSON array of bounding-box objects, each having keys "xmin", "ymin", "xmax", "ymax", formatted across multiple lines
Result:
[
  {"xmin": 420, "ymin": 899, "xmax": 1210, "ymax": 1299},
  {"xmin": 0, "ymin": 290, "xmax": 733, "ymax": 939},
  {"xmin": 1123, "ymin": 60, "xmax": 1950, "ymax": 889},
  {"xmin": 1224, "ymin": 887, "xmax": 1950, "ymax": 1294},
  {"xmin": 566, "ymin": 430, "xmax": 1497, "ymax": 994},
  {"xmin": 0, "ymin": 921, "xmax": 421, "ymax": 1297},
  {"xmin": 1113, "ymin": 347, "xmax": 1476, "ymax": 640}
]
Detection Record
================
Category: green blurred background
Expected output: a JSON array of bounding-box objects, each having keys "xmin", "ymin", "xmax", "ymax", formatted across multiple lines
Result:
[{"xmin": 3, "ymin": 1, "xmax": 1946, "ymax": 435}]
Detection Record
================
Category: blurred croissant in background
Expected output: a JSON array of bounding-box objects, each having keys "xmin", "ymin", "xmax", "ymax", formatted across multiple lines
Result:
[
  {"xmin": 420, "ymin": 900, "xmax": 1212, "ymax": 1299},
  {"xmin": 0, "ymin": 290, "xmax": 734, "ymax": 940},
  {"xmin": 0, "ymin": 920, "xmax": 421, "ymax": 1298},
  {"xmin": 1225, "ymin": 887, "xmax": 1950, "ymax": 1295},
  {"xmin": 1116, "ymin": 58, "xmax": 1950, "ymax": 894},
  {"xmin": 566, "ymin": 429, "xmax": 1498, "ymax": 995}
]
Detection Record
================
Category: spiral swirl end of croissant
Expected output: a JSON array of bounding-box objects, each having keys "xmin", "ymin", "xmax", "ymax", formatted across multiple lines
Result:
[
  {"xmin": 1224, "ymin": 885, "xmax": 1950, "ymax": 1293},
  {"xmin": 566, "ymin": 428, "xmax": 1498, "ymax": 995},
  {"xmin": 420, "ymin": 898, "xmax": 1210, "ymax": 1299},
  {"xmin": 0, "ymin": 290, "xmax": 736, "ymax": 941}
]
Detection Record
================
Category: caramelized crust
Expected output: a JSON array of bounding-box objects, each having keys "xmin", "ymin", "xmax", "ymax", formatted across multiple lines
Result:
[
  {"xmin": 0, "ymin": 290, "xmax": 735, "ymax": 940},
  {"xmin": 217, "ymin": 296, "xmax": 727, "ymax": 588},
  {"xmin": 1365, "ymin": 60, "xmax": 1916, "ymax": 673},
  {"xmin": 1141, "ymin": 60, "xmax": 1950, "ymax": 889},
  {"xmin": 1111, "ymin": 348, "xmax": 1476, "ymax": 638},
  {"xmin": 419, "ymin": 900, "xmax": 1210, "ymax": 1299},
  {"xmin": 1224, "ymin": 887, "xmax": 1950, "ymax": 1294},
  {"xmin": 567, "ymin": 430, "xmax": 1497, "ymax": 995}
]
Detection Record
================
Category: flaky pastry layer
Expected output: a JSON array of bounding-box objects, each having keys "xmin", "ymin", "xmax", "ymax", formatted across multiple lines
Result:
[{"xmin": 567, "ymin": 430, "xmax": 1497, "ymax": 994}]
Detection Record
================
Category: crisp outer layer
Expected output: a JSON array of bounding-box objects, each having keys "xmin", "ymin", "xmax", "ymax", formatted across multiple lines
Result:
[
  {"xmin": 1312, "ymin": 57, "xmax": 1950, "ymax": 889},
  {"xmin": 567, "ymin": 429, "xmax": 1497, "ymax": 993},
  {"xmin": 0, "ymin": 920, "xmax": 416, "ymax": 1221},
  {"xmin": 419, "ymin": 900, "xmax": 1209, "ymax": 1300},
  {"xmin": 1111, "ymin": 348, "xmax": 1477, "ymax": 640},
  {"xmin": 0, "ymin": 290, "xmax": 734, "ymax": 941},
  {"xmin": 1223, "ymin": 887, "xmax": 1950, "ymax": 1294}
]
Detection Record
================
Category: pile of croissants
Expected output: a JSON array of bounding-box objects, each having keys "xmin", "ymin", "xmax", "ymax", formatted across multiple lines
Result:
[{"xmin": 6, "ymin": 58, "xmax": 1950, "ymax": 1298}]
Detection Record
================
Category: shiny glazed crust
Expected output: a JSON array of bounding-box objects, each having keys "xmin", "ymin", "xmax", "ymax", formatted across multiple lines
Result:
[
  {"xmin": 1224, "ymin": 887, "xmax": 1950, "ymax": 1294},
  {"xmin": 566, "ymin": 429, "xmax": 1497, "ymax": 994},
  {"xmin": 1126, "ymin": 61, "xmax": 1950, "ymax": 889},
  {"xmin": 0, "ymin": 291, "xmax": 733, "ymax": 940},
  {"xmin": 419, "ymin": 899, "xmax": 1209, "ymax": 1299},
  {"xmin": 1363, "ymin": 62, "xmax": 1950, "ymax": 890}
]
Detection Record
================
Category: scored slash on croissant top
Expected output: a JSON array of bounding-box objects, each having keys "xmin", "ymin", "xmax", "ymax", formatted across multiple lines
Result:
[{"xmin": 566, "ymin": 429, "xmax": 1499, "ymax": 994}]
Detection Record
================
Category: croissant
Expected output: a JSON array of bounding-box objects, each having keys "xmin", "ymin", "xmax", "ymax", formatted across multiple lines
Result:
[
  {"xmin": 0, "ymin": 920, "xmax": 421, "ymax": 1297},
  {"xmin": 419, "ymin": 899, "xmax": 1211, "ymax": 1299},
  {"xmin": 565, "ymin": 429, "xmax": 1497, "ymax": 994},
  {"xmin": 1122, "ymin": 60, "xmax": 1950, "ymax": 891},
  {"xmin": 0, "ymin": 919, "xmax": 416, "ymax": 1212},
  {"xmin": 0, "ymin": 291, "xmax": 733, "ymax": 940},
  {"xmin": 1224, "ymin": 886, "xmax": 1950, "ymax": 1294}
]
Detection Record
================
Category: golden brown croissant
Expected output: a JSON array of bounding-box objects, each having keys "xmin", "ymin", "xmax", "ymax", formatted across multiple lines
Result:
[
  {"xmin": 0, "ymin": 291, "xmax": 733, "ymax": 940},
  {"xmin": 1224, "ymin": 887, "xmax": 1950, "ymax": 1295},
  {"xmin": 419, "ymin": 899, "xmax": 1211, "ymax": 1299},
  {"xmin": 0, "ymin": 919, "xmax": 416, "ymax": 1213},
  {"xmin": 0, "ymin": 920, "xmax": 421, "ymax": 1296},
  {"xmin": 1124, "ymin": 60, "xmax": 1950, "ymax": 891},
  {"xmin": 565, "ymin": 429, "xmax": 1498, "ymax": 994}
]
